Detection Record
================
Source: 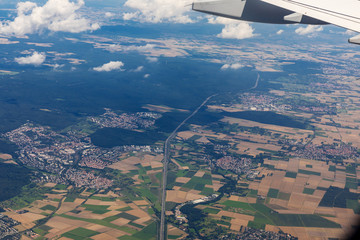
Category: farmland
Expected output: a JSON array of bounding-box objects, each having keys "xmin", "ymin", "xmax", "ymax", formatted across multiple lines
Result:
[
  {"xmin": 160, "ymin": 73, "xmax": 360, "ymax": 239},
  {"xmin": 0, "ymin": 67, "xmax": 359, "ymax": 240}
]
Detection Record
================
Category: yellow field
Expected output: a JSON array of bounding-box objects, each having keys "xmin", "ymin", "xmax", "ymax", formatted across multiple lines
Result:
[{"xmin": 109, "ymin": 153, "xmax": 163, "ymax": 173}]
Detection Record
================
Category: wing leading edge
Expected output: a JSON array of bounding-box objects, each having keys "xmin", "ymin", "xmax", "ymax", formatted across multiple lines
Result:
[
  {"xmin": 193, "ymin": 0, "xmax": 360, "ymax": 44},
  {"xmin": 259, "ymin": 0, "xmax": 360, "ymax": 44}
]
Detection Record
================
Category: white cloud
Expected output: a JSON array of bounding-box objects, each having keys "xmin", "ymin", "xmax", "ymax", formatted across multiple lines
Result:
[
  {"xmin": 93, "ymin": 61, "xmax": 125, "ymax": 72},
  {"xmin": 21, "ymin": 50, "xmax": 33, "ymax": 55},
  {"xmin": 26, "ymin": 42, "xmax": 53, "ymax": 47},
  {"xmin": 208, "ymin": 16, "xmax": 236, "ymax": 25},
  {"xmin": 208, "ymin": 17, "xmax": 256, "ymax": 40},
  {"xmin": 15, "ymin": 51, "xmax": 46, "ymax": 65},
  {"xmin": 276, "ymin": 29, "xmax": 284, "ymax": 35},
  {"xmin": 44, "ymin": 63, "xmax": 65, "ymax": 70},
  {"xmin": 295, "ymin": 25, "xmax": 323, "ymax": 35},
  {"xmin": 105, "ymin": 43, "xmax": 154, "ymax": 53},
  {"xmin": 105, "ymin": 12, "xmax": 115, "ymax": 18},
  {"xmin": 123, "ymin": 12, "xmax": 139, "ymax": 21},
  {"xmin": 217, "ymin": 23, "xmax": 256, "ymax": 39},
  {"xmin": 131, "ymin": 66, "xmax": 144, "ymax": 72},
  {"xmin": 146, "ymin": 56, "xmax": 158, "ymax": 63},
  {"xmin": 0, "ymin": 38, "xmax": 19, "ymax": 44},
  {"xmin": 144, "ymin": 73, "xmax": 150, "ymax": 78},
  {"xmin": 221, "ymin": 63, "xmax": 243, "ymax": 70},
  {"xmin": 344, "ymin": 29, "xmax": 355, "ymax": 35},
  {"xmin": 53, "ymin": 63, "xmax": 65, "ymax": 70},
  {"xmin": 0, "ymin": 0, "xmax": 100, "ymax": 36},
  {"xmin": 123, "ymin": 0, "xmax": 193, "ymax": 23}
]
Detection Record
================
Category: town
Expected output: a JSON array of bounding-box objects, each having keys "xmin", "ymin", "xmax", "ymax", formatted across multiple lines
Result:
[
  {"xmin": 292, "ymin": 142, "xmax": 359, "ymax": 162},
  {"xmin": 3, "ymin": 110, "xmax": 163, "ymax": 189},
  {"xmin": 221, "ymin": 228, "xmax": 298, "ymax": 240},
  {"xmin": 0, "ymin": 214, "xmax": 21, "ymax": 240},
  {"xmin": 235, "ymin": 93, "xmax": 335, "ymax": 114},
  {"xmin": 88, "ymin": 108, "xmax": 161, "ymax": 129},
  {"xmin": 215, "ymin": 156, "xmax": 253, "ymax": 175}
]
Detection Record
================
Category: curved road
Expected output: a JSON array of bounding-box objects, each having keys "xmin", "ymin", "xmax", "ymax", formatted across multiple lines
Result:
[{"xmin": 159, "ymin": 94, "xmax": 217, "ymax": 240}]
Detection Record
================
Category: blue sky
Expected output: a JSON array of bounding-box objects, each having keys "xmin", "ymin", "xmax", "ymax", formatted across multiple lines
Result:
[
  {"xmin": 0, "ymin": 0, "xmax": 355, "ymax": 41},
  {"xmin": 0, "ymin": 0, "xmax": 358, "ymax": 75}
]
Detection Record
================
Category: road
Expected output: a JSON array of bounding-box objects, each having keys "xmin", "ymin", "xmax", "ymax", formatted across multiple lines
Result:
[
  {"xmin": 159, "ymin": 94, "xmax": 217, "ymax": 240},
  {"xmin": 250, "ymin": 73, "xmax": 260, "ymax": 90},
  {"xmin": 158, "ymin": 73, "xmax": 260, "ymax": 239}
]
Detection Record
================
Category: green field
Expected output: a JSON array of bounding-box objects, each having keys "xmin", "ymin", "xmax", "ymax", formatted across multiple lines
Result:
[
  {"xmin": 328, "ymin": 165, "xmax": 336, "ymax": 172},
  {"xmin": 201, "ymin": 187, "xmax": 214, "ymax": 196},
  {"xmin": 203, "ymin": 207, "xmax": 221, "ymax": 214},
  {"xmin": 248, "ymin": 189, "xmax": 258, "ymax": 197},
  {"xmin": 249, "ymin": 203, "xmax": 341, "ymax": 228},
  {"xmin": 345, "ymin": 165, "xmax": 356, "ymax": 174},
  {"xmin": 103, "ymin": 212, "xmax": 139, "ymax": 222},
  {"xmin": 222, "ymin": 200, "xmax": 253, "ymax": 211},
  {"xmin": 40, "ymin": 205, "xmax": 57, "ymax": 211},
  {"xmin": 132, "ymin": 222, "xmax": 157, "ymax": 240},
  {"xmin": 303, "ymin": 188, "xmax": 315, "ymax": 195},
  {"xmin": 217, "ymin": 219, "xmax": 231, "ymax": 226},
  {"xmin": 33, "ymin": 227, "xmax": 48, "ymax": 236},
  {"xmin": 117, "ymin": 212, "xmax": 140, "ymax": 221},
  {"xmin": 129, "ymin": 222, "xmax": 145, "ymax": 229},
  {"xmin": 298, "ymin": 169, "xmax": 321, "ymax": 176},
  {"xmin": 267, "ymin": 188, "xmax": 279, "ymax": 198},
  {"xmin": 182, "ymin": 176, "xmax": 212, "ymax": 190},
  {"xmin": 119, "ymin": 222, "xmax": 157, "ymax": 240},
  {"xmin": 216, "ymin": 201, "xmax": 342, "ymax": 229},
  {"xmin": 59, "ymin": 214, "xmax": 137, "ymax": 234},
  {"xmin": 83, "ymin": 204, "xmax": 110, "ymax": 214},
  {"xmin": 89, "ymin": 196, "xmax": 116, "ymax": 202},
  {"xmin": 117, "ymin": 206, "xmax": 132, "ymax": 211},
  {"xmin": 285, "ymin": 171, "xmax": 297, "ymax": 178},
  {"xmin": 0, "ymin": 183, "xmax": 51, "ymax": 210},
  {"xmin": 62, "ymin": 227, "xmax": 99, "ymax": 240},
  {"xmin": 136, "ymin": 187, "xmax": 158, "ymax": 203},
  {"xmin": 278, "ymin": 192, "xmax": 291, "ymax": 200},
  {"xmin": 346, "ymin": 199, "xmax": 360, "ymax": 214},
  {"xmin": 345, "ymin": 177, "xmax": 358, "ymax": 189},
  {"xmin": 54, "ymin": 184, "xmax": 67, "ymax": 190},
  {"xmin": 168, "ymin": 235, "xmax": 182, "ymax": 239},
  {"xmin": 257, "ymin": 148, "xmax": 279, "ymax": 154},
  {"xmin": 248, "ymin": 220, "xmax": 266, "ymax": 229}
]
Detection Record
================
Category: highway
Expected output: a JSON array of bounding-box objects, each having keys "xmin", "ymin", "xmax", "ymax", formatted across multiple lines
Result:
[
  {"xmin": 159, "ymin": 94, "xmax": 217, "ymax": 240},
  {"xmin": 158, "ymin": 73, "xmax": 260, "ymax": 239}
]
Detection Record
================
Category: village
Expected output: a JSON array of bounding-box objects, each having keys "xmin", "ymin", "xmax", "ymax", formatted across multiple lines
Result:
[
  {"xmin": 2, "ymin": 109, "xmax": 164, "ymax": 189},
  {"xmin": 0, "ymin": 72, "xmax": 359, "ymax": 240},
  {"xmin": 0, "ymin": 214, "xmax": 21, "ymax": 240},
  {"xmin": 88, "ymin": 108, "xmax": 161, "ymax": 129}
]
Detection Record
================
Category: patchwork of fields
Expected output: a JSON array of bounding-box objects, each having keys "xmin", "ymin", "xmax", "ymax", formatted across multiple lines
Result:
[{"xmin": 0, "ymin": 73, "xmax": 360, "ymax": 240}]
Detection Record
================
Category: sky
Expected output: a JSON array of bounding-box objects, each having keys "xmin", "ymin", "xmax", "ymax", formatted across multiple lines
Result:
[
  {"xmin": 0, "ymin": 0, "xmax": 352, "ymax": 39},
  {"xmin": 0, "ymin": 0, "xmax": 358, "ymax": 69}
]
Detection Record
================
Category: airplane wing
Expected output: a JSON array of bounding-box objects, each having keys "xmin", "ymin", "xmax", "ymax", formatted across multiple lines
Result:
[{"xmin": 259, "ymin": 0, "xmax": 360, "ymax": 43}]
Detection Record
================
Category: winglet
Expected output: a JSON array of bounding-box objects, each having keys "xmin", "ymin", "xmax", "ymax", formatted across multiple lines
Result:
[
  {"xmin": 192, "ymin": 0, "xmax": 246, "ymax": 19},
  {"xmin": 349, "ymin": 35, "xmax": 360, "ymax": 45},
  {"xmin": 284, "ymin": 13, "xmax": 303, "ymax": 23}
]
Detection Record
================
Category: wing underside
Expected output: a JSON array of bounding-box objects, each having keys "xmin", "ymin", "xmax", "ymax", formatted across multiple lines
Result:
[{"xmin": 259, "ymin": 0, "xmax": 360, "ymax": 33}]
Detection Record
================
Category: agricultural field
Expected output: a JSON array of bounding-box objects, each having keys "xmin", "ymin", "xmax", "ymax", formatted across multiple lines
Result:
[
  {"xmin": 166, "ymin": 129, "xmax": 358, "ymax": 239},
  {"xmin": 0, "ymin": 71, "xmax": 359, "ymax": 240},
  {"xmin": 3, "ymin": 186, "xmax": 159, "ymax": 239},
  {"xmin": 163, "ymin": 75, "xmax": 360, "ymax": 239},
  {"xmin": 0, "ymin": 151, "xmax": 187, "ymax": 240}
]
